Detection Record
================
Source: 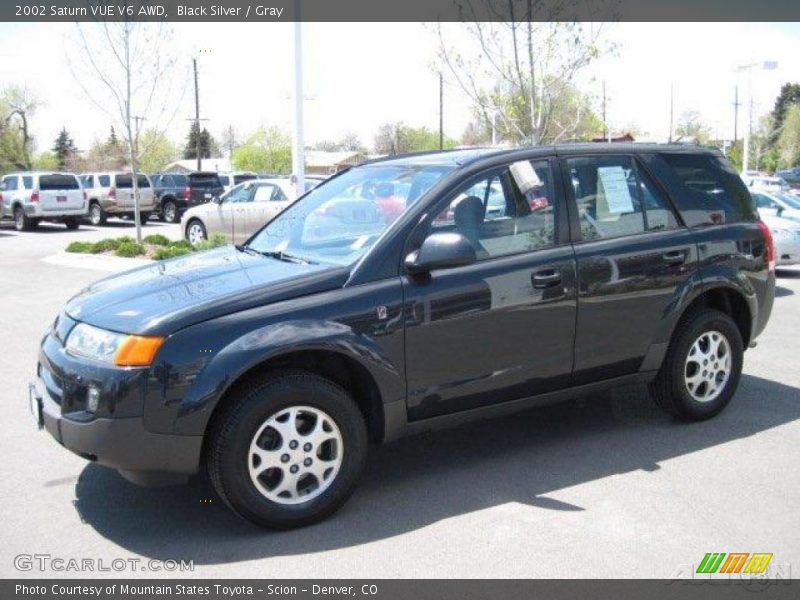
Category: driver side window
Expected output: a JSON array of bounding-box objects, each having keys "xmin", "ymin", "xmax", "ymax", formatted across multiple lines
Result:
[
  {"xmin": 429, "ymin": 160, "xmax": 556, "ymax": 260},
  {"xmin": 225, "ymin": 185, "xmax": 253, "ymax": 203}
]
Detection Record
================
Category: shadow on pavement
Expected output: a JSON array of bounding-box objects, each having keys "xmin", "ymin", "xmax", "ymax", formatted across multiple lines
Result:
[
  {"xmin": 72, "ymin": 374, "xmax": 800, "ymax": 563},
  {"xmin": 775, "ymin": 286, "xmax": 794, "ymax": 298}
]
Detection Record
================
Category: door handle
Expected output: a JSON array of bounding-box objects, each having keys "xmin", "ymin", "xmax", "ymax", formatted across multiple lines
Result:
[
  {"xmin": 662, "ymin": 251, "xmax": 686, "ymax": 265},
  {"xmin": 532, "ymin": 269, "xmax": 562, "ymax": 288}
]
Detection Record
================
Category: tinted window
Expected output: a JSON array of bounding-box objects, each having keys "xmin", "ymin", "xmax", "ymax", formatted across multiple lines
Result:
[
  {"xmin": 80, "ymin": 175, "xmax": 93, "ymax": 188},
  {"xmin": 661, "ymin": 153, "xmax": 755, "ymax": 225},
  {"xmin": 39, "ymin": 174, "xmax": 79, "ymax": 190},
  {"xmin": 431, "ymin": 160, "xmax": 555, "ymax": 260},
  {"xmin": 189, "ymin": 173, "xmax": 222, "ymax": 188},
  {"xmin": 98, "ymin": 175, "xmax": 110, "ymax": 187},
  {"xmin": 115, "ymin": 174, "xmax": 150, "ymax": 188},
  {"xmin": 171, "ymin": 174, "xmax": 188, "ymax": 186},
  {"xmin": 22, "ymin": 176, "xmax": 33, "ymax": 189},
  {"xmin": 3, "ymin": 176, "xmax": 18, "ymax": 191},
  {"xmin": 567, "ymin": 155, "xmax": 647, "ymax": 240}
]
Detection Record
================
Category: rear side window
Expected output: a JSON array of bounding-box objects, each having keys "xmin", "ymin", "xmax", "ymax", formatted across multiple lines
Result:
[
  {"xmin": 661, "ymin": 153, "xmax": 756, "ymax": 225},
  {"xmin": 115, "ymin": 175, "xmax": 151, "ymax": 188},
  {"xmin": 80, "ymin": 175, "xmax": 93, "ymax": 188},
  {"xmin": 3, "ymin": 176, "xmax": 18, "ymax": 191},
  {"xmin": 190, "ymin": 174, "xmax": 223, "ymax": 188},
  {"xmin": 172, "ymin": 174, "xmax": 188, "ymax": 186},
  {"xmin": 22, "ymin": 176, "xmax": 33, "ymax": 189},
  {"xmin": 98, "ymin": 175, "xmax": 110, "ymax": 187},
  {"xmin": 39, "ymin": 174, "xmax": 79, "ymax": 190},
  {"xmin": 566, "ymin": 155, "xmax": 678, "ymax": 241}
]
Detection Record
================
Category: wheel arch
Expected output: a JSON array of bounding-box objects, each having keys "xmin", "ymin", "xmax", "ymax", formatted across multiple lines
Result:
[{"xmin": 198, "ymin": 348, "xmax": 386, "ymax": 462}]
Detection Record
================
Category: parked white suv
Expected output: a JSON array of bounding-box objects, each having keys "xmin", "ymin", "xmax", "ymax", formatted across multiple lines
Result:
[
  {"xmin": 1, "ymin": 172, "xmax": 87, "ymax": 231},
  {"xmin": 80, "ymin": 172, "xmax": 155, "ymax": 225}
]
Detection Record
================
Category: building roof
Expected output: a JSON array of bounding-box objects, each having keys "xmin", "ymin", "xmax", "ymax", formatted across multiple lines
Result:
[
  {"xmin": 304, "ymin": 150, "xmax": 366, "ymax": 168},
  {"xmin": 164, "ymin": 158, "xmax": 231, "ymax": 173}
]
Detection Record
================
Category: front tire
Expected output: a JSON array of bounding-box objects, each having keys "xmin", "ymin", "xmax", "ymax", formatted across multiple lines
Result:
[
  {"xmin": 650, "ymin": 308, "xmax": 743, "ymax": 421},
  {"xmin": 186, "ymin": 219, "xmax": 207, "ymax": 246},
  {"xmin": 207, "ymin": 370, "xmax": 368, "ymax": 529}
]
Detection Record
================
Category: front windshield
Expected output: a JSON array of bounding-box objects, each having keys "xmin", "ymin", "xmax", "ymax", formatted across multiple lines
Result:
[
  {"xmin": 776, "ymin": 191, "xmax": 800, "ymax": 209},
  {"xmin": 247, "ymin": 164, "xmax": 452, "ymax": 265}
]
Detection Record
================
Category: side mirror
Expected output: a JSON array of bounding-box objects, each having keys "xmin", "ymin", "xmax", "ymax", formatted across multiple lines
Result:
[
  {"xmin": 776, "ymin": 205, "xmax": 784, "ymax": 216},
  {"xmin": 405, "ymin": 232, "xmax": 477, "ymax": 274}
]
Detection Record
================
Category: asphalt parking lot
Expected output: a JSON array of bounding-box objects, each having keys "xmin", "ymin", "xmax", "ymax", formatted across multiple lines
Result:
[{"xmin": 1, "ymin": 219, "xmax": 799, "ymax": 579}]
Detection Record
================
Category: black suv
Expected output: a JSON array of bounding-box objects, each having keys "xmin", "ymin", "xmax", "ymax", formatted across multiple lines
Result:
[{"xmin": 31, "ymin": 145, "xmax": 775, "ymax": 529}]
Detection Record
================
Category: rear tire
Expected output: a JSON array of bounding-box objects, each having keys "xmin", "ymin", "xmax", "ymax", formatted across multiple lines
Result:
[
  {"xmin": 207, "ymin": 370, "xmax": 368, "ymax": 529},
  {"xmin": 88, "ymin": 202, "xmax": 106, "ymax": 226},
  {"xmin": 140, "ymin": 212, "xmax": 151, "ymax": 223},
  {"xmin": 13, "ymin": 206, "xmax": 33, "ymax": 231},
  {"xmin": 162, "ymin": 200, "xmax": 178, "ymax": 223},
  {"xmin": 650, "ymin": 308, "xmax": 743, "ymax": 421},
  {"xmin": 64, "ymin": 217, "xmax": 80, "ymax": 230}
]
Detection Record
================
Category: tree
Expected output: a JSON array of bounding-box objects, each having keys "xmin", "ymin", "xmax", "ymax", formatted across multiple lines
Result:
[
  {"xmin": 312, "ymin": 133, "xmax": 366, "ymax": 153},
  {"xmin": 373, "ymin": 122, "xmax": 457, "ymax": 155},
  {"xmin": 221, "ymin": 124, "xmax": 238, "ymax": 158},
  {"xmin": 138, "ymin": 129, "xmax": 179, "ymax": 173},
  {"xmin": 183, "ymin": 122, "xmax": 219, "ymax": 160},
  {"xmin": 52, "ymin": 127, "xmax": 78, "ymax": 170},
  {"xmin": 435, "ymin": 13, "xmax": 610, "ymax": 145},
  {"xmin": 0, "ymin": 86, "xmax": 38, "ymax": 173},
  {"xmin": 769, "ymin": 83, "xmax": 800, "ymax": 145},
  {"xmin": 32, "ymin": 151, "xmax": 59, "ymax": 171},
  {"xmin": 231, "ymin": 127, "xmax": 292, "ymax": 173},
  {"xmin": 674, "ymin": 110, "xmax": 713, "ymax": 144},
  {"xmin": 461, "ymin": 120, "xmax": 492, "ymax": 146},
  {"xmin": 68, "ymin": 16, "xmax": 186, "ymax": 241},
  {"xmin": 776, "ymin": 104, "xmax": 800, "ymax": 169}
]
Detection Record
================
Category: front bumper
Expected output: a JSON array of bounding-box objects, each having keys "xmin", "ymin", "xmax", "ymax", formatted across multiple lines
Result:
[{"xmin": 32, "ymin": 328, "xmax": 202, "ymax": 483}]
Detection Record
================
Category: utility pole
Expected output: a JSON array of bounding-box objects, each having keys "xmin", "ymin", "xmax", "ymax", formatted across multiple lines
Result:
[
  {"xmin": 439, "ymin": 72, "xmax": 444, "ymax": 150},
  {"xmin": 732, "ymin": 85, "xmax": 740, "ymax": 144},
  {"xmin": 193, "ymin": 57, "xmax": 201, "ymax": 171}
]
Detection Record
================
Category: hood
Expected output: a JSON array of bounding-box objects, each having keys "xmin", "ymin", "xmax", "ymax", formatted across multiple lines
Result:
[{"xmin": 65, "ymin": 246, "xmax": 348, "ymax": 335}]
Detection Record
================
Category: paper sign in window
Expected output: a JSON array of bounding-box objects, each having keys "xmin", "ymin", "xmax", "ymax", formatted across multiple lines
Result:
[
  {"xmin": 510, "ymin": 160, "xmax": 543, "ymax": 194},
  {"xmin": 597, "ymin": 166, "xmax": 634, "ymax": 219}
]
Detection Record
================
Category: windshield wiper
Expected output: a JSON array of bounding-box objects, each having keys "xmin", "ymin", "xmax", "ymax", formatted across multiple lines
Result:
[
  {"xmin": 235, "ymin": 245, "xmax": 262, "ymax": 256},
  {"xmin": 260, "ymin": 250, "xmax": 316, "ymax": 265}
]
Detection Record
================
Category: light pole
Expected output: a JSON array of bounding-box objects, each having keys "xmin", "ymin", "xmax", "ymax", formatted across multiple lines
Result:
[
  {"xmin": 291, "ymin": 16, "xmax": 305, "ymax": 200},
  {"xmin": 736, "ymin": 60, "xmax": 778, "ymax": 173}
]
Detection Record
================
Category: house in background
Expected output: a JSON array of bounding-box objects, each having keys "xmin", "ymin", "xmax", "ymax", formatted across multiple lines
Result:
[
  {"xmin": 591, "ymin": 132, "xmax": 636, "ymax": 143},
  {"xmin": 163, "ymin": 158, "xmax": 231, "ymax": 173},
  {"xmin": 305, "ymin": 150, "xmax": 367, "ymax": 175}
]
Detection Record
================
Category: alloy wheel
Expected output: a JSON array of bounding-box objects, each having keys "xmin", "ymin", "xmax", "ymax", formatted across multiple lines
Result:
[
  {"xmin": 187, "ymin": 222, "xmax": 206, "ymax": 245},
  {"xmin": 684, "ymin": 330, "xmax": 732, "ymax": 403},
  {"xmin": 248, "ymin": 406, "xmax": 343, "ymax": 505}
]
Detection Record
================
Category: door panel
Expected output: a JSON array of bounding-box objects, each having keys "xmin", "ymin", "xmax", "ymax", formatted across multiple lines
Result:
[
  {"xmin": 571, "ymin": 229, "xmax": 697, "ymax": 383},
  {"xmin": 403, "ymin": 248, "xmax": 577, "ymax": 420}
]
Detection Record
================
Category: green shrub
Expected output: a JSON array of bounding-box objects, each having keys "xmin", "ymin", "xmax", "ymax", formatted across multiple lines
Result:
[
  {"xmin": 114, "ymin": 241, "xmax": 145, "ymax": 258},
  {"xmin": 91, "ymin": 238, "xmax": 123, "ymax": 253},
  {"xmin": 169, "ymin": 239, "xmax": 193, "ymax": 250},
  {"xmin": 66, "ymin": 241, "xmax": 95, "ymax": 253},
  {"xmin": 195, "ymin": 233, "xmax": 228, "ymax": 251},
  {"xmin": 153, "ymin": 246, "xmax": 192, "ymax": 260},
  {"xmin": 143, "ymin": 234, "xmax": 171, "ymax": 246}
]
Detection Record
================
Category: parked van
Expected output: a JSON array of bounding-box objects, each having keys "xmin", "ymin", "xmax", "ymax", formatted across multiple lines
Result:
[
  {"xmin": 80, "ymin": 172, "xmax": 155, "ymax": 225},
  {"xmin": 1, "ymin": 171, "xmax": 87, "ymax": 231}
]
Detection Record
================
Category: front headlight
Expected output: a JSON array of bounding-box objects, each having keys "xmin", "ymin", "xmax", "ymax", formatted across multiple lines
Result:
[{"xmin": 65, "ymin": 323, "xmax": 164, "ymax": 367}]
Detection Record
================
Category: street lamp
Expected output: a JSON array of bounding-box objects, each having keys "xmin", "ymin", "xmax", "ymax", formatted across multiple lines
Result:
[{"xmin": 736, "ymin": 60, "xmax": 778, "ymax": 173}]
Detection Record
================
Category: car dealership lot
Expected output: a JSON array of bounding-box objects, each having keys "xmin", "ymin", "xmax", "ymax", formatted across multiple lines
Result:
[{"xmin": 1, "ymin": 221, "xmax": 799, "ymax": 578}]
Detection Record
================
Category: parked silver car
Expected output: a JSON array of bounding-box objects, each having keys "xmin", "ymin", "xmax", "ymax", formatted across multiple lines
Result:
[
  {"xmin": 1, "ymin": 171, "xmax": 87, "ymax": 231},
  {"xmin": 761, "ymin": 212, "xmax": 800, "ymax": 267},
  {"xmin": 182, "ymin": 178, "xmax": 296, "ymax": 245},
  {"xmin": 79, "ymin": 172, "xmax": 155, "ymax": 225},
  {"xmin": 751, "ymin": 188, "xmax": 800, "ymax": 221}
]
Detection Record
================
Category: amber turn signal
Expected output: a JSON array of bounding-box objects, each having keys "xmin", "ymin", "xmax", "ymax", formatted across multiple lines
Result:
[{"xmin": 114, "ymin": 335, "xmax": 165, "ymax": 367}]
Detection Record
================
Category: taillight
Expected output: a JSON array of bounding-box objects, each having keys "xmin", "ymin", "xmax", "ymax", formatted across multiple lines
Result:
[
  {"xmin": 30, "ymin": 190, "xmax": 39, "ymax": 203},
  {"xmin": 83, "ymin": 190, "xmax": 87, "ymax": 200},
  {"xmin": 757, "ymin": 219, "xmax": 775, "ymax": 272},
  {"xmin": 109, "ymin": 187, "xmax": 116, "ymax": 200},
  {"xmin": 183, "ymin": 186, "xmax": 191, "ymax": 200}
]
